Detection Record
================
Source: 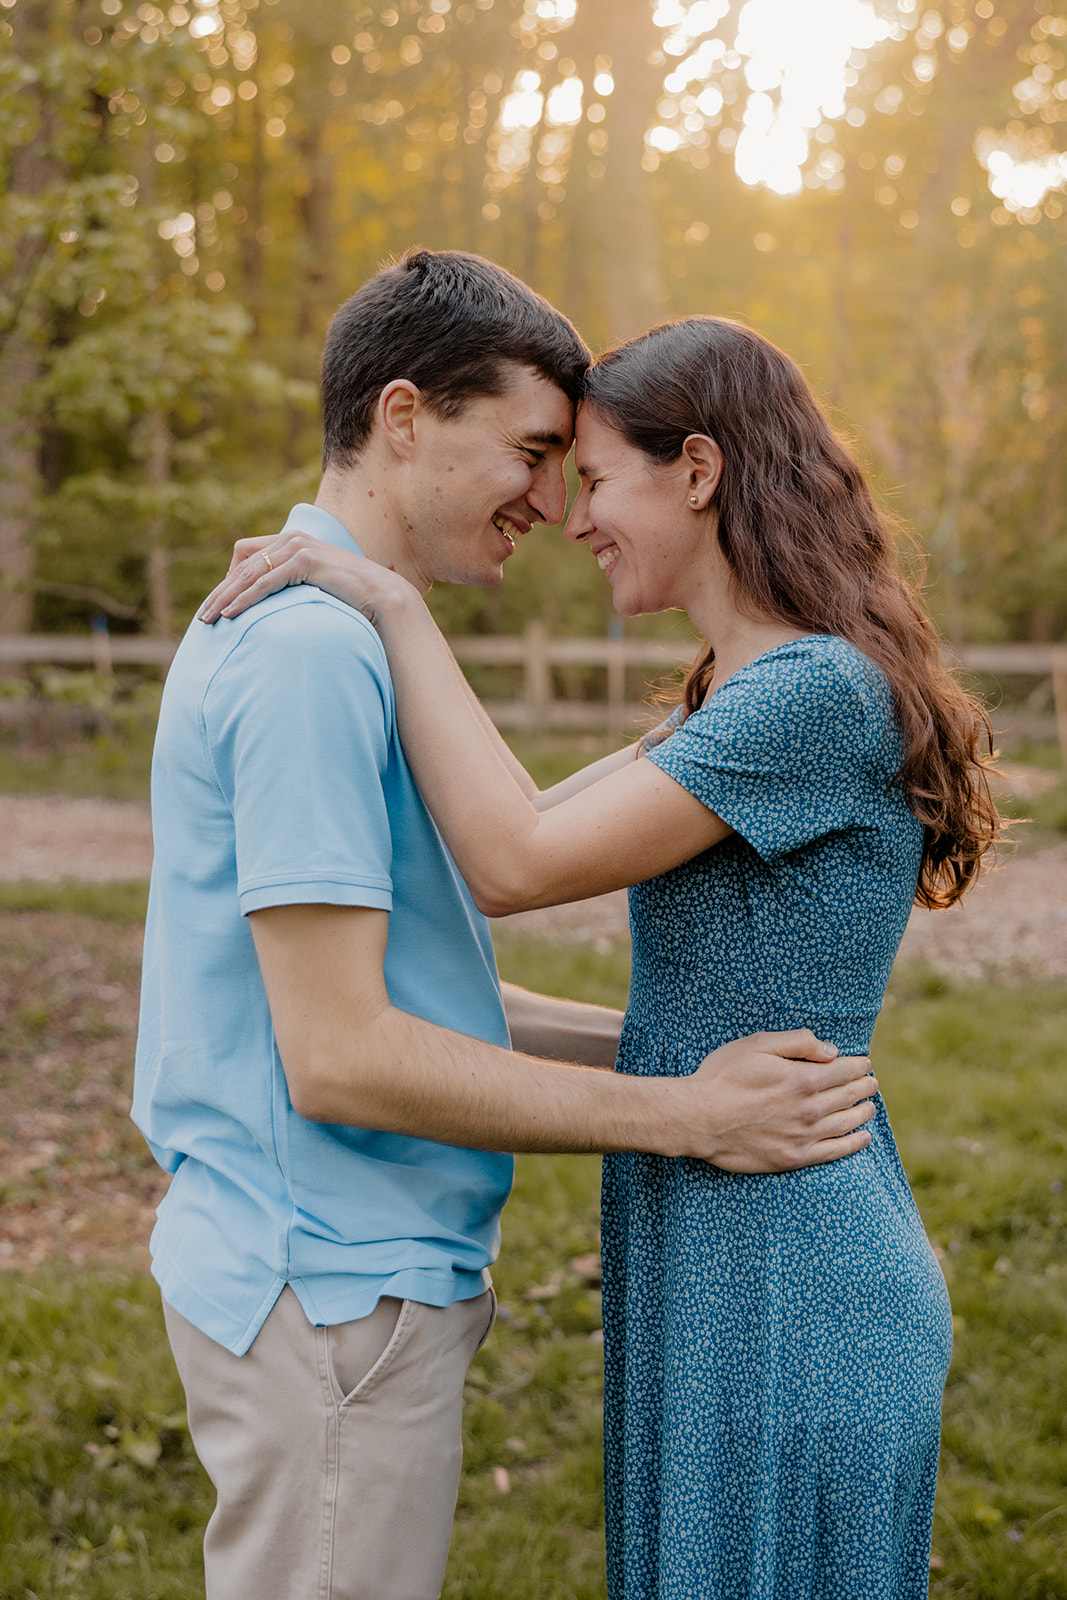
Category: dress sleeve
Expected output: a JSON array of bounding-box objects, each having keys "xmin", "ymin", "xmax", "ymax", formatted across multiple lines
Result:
[
  {"xmin": 646, "ymin": 642, "xmax": 875, "ymax": 861},
  {"xmin": 202, "ymin": 598, "xmax": 397, "ymax": 914}
]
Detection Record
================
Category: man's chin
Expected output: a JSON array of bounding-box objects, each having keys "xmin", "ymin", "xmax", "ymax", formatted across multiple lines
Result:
[
  {"xmin": 432, "ymin": 565, "xmax": 505, "ymax": 589},
  {"xmin": 466, "ymin": 562, "xmax": 507, "ymax": 588}
]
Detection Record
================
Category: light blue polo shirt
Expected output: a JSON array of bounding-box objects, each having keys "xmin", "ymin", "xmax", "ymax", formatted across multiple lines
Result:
[{"xmin": 133, "ymin": 504, "xmax": 513, "ymax": 1355}]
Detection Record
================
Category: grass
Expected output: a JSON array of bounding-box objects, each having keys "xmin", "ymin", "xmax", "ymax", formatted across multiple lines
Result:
[
  {"xmin": 0, "ymin": 1272, "xmax": 208, "ymax": 1598},
  {"xmin": 502, "ymin": 734, "xmax": 623, "ymax": 793},
  {"xmin": 1, "ymin": 718, "xmax": 1064, "ymax": 843},
  {"xmin": 876, "ymin": 968, "xmax": 1067, "ymax": 1597},
  {"xmin": 0, "ymin": 729, "xmax": 622, "ymax": 812},
  {"xmin": 0, "ymin": 734, "xmax": 155, "ymax": 804},
  {"xmin": 0, "ymin": 881, "xmax": 150, "ymax": 920},
  {"xmin": 1002, "ymin": 778, "xmax": 1067, "ymax": 838},
  {"xmin": 2, "ymin": 915, "xmax": 1067, "ymax": 1595}
]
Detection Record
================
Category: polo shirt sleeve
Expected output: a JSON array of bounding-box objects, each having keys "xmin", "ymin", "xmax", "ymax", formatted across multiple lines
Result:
[
  {"xmin": 647, "ymin": 642, "xmax": 872, "ymax": 862},
  {"xmin": 201, "ymin": 596, "xmax": 396, "ymax": 915}
]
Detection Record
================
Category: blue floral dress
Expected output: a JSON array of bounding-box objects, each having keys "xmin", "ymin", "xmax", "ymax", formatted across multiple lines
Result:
[{"xmin": 602, "ymin": 635, "xmax": 952, "ymax": 1600}]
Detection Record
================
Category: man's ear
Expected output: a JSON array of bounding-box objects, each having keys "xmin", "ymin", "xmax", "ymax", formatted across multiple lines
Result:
[
  {"xmin": 378, "ymin": 380, "xmax": 422, "ymax": 459},
  {"xmin": 681, "ymin": 434, "xmax": 724, "ymax": 509}
]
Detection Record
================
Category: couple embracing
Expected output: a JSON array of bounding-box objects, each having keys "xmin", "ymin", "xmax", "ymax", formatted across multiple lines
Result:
[{"xmin": 134, "ymin": 249, "xmax": 997, "ymax": 1599}]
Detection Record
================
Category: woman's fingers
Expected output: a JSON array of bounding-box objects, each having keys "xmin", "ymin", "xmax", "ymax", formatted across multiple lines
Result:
[
  {"xmin": 227, "ymin": 535, "xmax": 274, "ymax": 576},
  {"xmin": 199, "ymin": 553, "xmax": 292, "ymax": 622},
  {"xmin": 199, "ymin": 534, "xmax": 311, "ymax": 623}
]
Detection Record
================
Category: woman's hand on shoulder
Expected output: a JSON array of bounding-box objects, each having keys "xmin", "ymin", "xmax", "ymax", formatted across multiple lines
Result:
[{"xmin": 198, "ymin": 531, "xmax": 418, "ymax": 627}]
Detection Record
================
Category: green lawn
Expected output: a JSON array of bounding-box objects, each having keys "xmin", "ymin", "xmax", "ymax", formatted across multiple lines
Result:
[
  {"xmin": 0, "ymin": 726, "xmax": 625, "ymax": 807},
  {"xmin": 1, "ymin": 917, "xmax": 1066, "ymax": 1596}
]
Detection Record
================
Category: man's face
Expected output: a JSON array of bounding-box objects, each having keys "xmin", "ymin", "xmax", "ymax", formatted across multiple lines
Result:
[{"xmin": 400, "ymin": 365, "xmax": 575, "ymax": 590}]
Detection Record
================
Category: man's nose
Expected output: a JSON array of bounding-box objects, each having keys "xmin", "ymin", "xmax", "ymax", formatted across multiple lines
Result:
[{"xmin": 531, "ymin": 460, "xmax": 568, "ymax": 528}]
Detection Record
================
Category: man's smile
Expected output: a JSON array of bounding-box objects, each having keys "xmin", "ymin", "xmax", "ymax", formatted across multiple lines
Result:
[{"xmin": 492, "ymin": 512, "xmax": 527, "ymax": 551}]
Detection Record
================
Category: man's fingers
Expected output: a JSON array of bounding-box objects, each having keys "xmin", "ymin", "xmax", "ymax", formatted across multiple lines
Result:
[
  {"xmin": 751, "ymin": 1027, "xmax": 838, "ymax": 1061},
  {"xmin": 814, "ymin": 1073, "xmax": 879, "ymax": 1116},
  {"xmin": 797, "ymin": 1053, "xmax": 872, "ymax": 1093},
  {"xmin": 803, "ymin": 1125, "xmax": 875, "ymax": 1165},
  {"xmin": 814, "ymin": 1098, "xmax": 878, "ymax": 1138},
  {"xmin": 738, "ymin": 1104, "xmax": 877, "ymax": 1174}
]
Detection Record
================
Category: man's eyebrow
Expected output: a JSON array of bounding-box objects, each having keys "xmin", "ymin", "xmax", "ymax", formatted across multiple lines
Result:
[{"xmin": 518, "ymin": 429, "xmax": 568, "ymax": 448}]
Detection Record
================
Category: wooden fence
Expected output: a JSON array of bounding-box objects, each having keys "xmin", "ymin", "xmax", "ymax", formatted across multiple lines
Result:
[{"xmin": 1, "ymin": 626, "xmax": 1065, "ymax": 761}]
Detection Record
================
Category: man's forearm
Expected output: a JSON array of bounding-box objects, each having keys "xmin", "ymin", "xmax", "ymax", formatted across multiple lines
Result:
[
  {"xmin": 279, "ymin": 998, "xmax": 879, "ymax": 1173},
  {"xmin": 251, "ymin": 904, "xmax": 879, "ymax": 1173},
  {"xmin": 284, "ymin": 999, "xmax": 681, "ymax": 1155},
  {"xmin": 501, "ymin": 982, "xmax": 623, "ymax": 1069}
]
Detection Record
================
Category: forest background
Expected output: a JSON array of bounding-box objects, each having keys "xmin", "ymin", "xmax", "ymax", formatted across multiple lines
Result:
[
  {"xmin": 3, "ymin": 7, "xmax": 1067, "ymax": 1594},
  {"xmin": 1, "ymin": 0, "xmax": 1066, "ymax": 662}
]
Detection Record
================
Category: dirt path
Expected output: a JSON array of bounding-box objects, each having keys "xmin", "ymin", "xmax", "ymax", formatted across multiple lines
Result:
[
  {"xmin": 499, "ymin": 844, "xmax": 1067, "ymax": 985},
  {"xmin": 0, "ymin": 784, "xmax": 1063, "ymax": 1274},
  {"xmin": 2, "ymin": 787, "xmax": 1066, "ymax": 982},
  {"xmin": 0, "ymin": 794, "xmax": 153, "ymax": 882}
]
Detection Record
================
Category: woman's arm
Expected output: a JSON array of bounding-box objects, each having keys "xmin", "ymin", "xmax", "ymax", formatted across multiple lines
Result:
[
  {"xmin": 201, "ymin": 536, "xmax": 727, "ymax": 913},
  {"xmin": 199, "ymin": 534, "xmax": 649, "ymax": 813},
  {"xmin": 500, "ymin": 982, "xmax": 623, "ymax": 1067},
  {"xmin": 380, "ymin": 618, "xmax": 726, "ymax": 913}
]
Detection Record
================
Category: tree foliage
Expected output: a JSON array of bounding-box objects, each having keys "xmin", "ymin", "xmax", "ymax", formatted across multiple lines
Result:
[{"xmin": 0, "ymin": 0, "xmax": 1065, "ymax": 642}]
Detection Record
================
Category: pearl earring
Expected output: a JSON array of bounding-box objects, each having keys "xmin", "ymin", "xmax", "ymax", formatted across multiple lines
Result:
[{"xmin": 689, "ymin": 494, "xmax": 700, "ymax": 507}]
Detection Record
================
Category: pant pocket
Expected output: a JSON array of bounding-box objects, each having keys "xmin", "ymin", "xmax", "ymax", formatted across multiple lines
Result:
[
  {"xmin": 475, "ymin": 1286, "xmax": 497, "ymax": 1353},
  {"xmin": 327, "ymin": 1296, "xmax": 405, "ymax": 1403}
]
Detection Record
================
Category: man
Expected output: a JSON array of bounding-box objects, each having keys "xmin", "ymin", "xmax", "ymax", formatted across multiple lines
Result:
[{"xmin": 134, "ymin": 249, "xmax": 876, "ymax": 1600}]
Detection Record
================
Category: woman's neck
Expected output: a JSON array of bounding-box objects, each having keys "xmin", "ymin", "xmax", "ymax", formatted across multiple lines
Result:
[{"xmin": 687, "ymin": 583, "xmax": 808, "ymax": 700}]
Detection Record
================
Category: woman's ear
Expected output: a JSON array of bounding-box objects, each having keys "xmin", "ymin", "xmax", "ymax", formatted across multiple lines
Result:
[
  {"xmin": 682, "ymin": 434, "xmax": 724, "ymax": 509},
  {"xmin": 378, "ymin": 380, "xmax": 421, "ymax": 459}
]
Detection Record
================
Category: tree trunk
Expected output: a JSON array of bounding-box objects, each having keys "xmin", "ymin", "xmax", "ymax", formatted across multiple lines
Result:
[
  {"xmin": 239, "ymin": 67, "xmax": 266, "ymax": 327},
  {"xmin": 144, "ymin": 410, "xmax": 173, "ymax": 638},
  {"xmin": 576, "ymin": 0, "xmax": 669, "ymax": 342},
  {"xmin": 0, "ymin": 1, "xmax": 56, "ymax": 634},
  {"xmin": 295, "ymin": 122, "xmax": 335, "ymax": 342}
]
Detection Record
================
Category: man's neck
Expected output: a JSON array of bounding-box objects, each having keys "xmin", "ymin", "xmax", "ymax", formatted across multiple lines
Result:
[{"xmin": 314, "ymin": 466, "xmax": 429, "ymax": 594}]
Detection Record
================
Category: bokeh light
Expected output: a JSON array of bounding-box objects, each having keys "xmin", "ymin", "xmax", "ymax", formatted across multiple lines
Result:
[{"xmin": 731, "ymin": 0, "xmax": 894, "ymax": 194}]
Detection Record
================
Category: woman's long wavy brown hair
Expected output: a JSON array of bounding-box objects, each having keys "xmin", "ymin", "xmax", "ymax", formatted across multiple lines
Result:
[{"xmin": 584, "ymin": 316, "xmax": 1001, "ymax": 910}]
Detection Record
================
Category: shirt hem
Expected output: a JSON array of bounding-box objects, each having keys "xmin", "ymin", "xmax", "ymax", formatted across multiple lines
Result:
[
  {"xmin": 153, "ymin": 1251, "xmax": 492, "ymax": 1356},
  {"xmin": 238, "ymin": 879, "xmax": 393, "ymax": 916}
]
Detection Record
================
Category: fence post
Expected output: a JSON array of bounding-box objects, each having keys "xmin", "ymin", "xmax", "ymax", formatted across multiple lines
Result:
[
  {"xmin": 91, "ymin": 612, "xmax": 113, "ymax": 677},
  {"xmin": 1052, "ymin": 647, "xmax": 1067, "ymax": 771},
  {"xmin": 606, "ymin": 636, "xmax": 626, "ymax": 740},
  {"xmin": 524, "ymin": 620, "xmax": 550, "ymax": 734}
]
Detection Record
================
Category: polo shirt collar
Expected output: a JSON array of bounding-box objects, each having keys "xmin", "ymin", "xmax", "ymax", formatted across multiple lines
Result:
[{"xmin": 279, "ymin": 502, "xmax": 364, "ymax": 556}]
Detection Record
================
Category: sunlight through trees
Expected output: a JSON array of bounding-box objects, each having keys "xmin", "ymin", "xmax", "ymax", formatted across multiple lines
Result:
[{"xmin": 0, "ymin": 0, "xmax": 1065, "ymax": 643}]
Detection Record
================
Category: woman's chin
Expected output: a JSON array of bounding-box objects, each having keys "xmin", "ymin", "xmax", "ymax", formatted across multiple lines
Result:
[{"xmin": 611, "ymin": 589, "xmax": 653, "ymax": 619}]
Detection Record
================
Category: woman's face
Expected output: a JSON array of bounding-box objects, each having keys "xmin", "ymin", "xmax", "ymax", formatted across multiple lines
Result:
[{"xmin": 564, "ymin": 407, "xmax": 718, "ymax": 618}]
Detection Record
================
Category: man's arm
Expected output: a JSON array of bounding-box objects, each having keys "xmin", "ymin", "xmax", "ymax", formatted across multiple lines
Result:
[
  {"xmin": 250, "ymin": 903, "xmax": 878, "ymax": 1172},
  {"xmin": 501, "ymin": 981, "xmax": 623, "ymax": 1069}
]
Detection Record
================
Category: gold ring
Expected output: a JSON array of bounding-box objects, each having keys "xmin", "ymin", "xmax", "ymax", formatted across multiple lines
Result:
[{"xmin": 262, "ymin": 551, "xmax": 274, "ymax": 573}]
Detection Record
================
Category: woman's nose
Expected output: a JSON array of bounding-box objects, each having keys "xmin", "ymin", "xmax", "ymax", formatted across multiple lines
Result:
[{"xmin": 564, "ymin": 493, "xmax": 592, "ymax": 543}]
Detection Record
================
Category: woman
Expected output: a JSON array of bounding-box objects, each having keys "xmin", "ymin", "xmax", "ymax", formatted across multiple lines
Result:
[{"xmin": 203, "ymin": 317, "xmax": 999, "ymax": 1598}]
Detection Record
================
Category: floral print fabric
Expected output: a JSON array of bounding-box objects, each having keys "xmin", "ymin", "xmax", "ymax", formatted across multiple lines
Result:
[{"xmin": 602, "ymin": 635, "xmax": 952, "ymax": 1599}]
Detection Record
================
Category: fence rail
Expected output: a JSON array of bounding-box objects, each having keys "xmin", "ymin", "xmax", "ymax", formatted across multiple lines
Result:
[{"xmin": 1, "ymin": 627, "xmax": 1065, "ymax": 760}]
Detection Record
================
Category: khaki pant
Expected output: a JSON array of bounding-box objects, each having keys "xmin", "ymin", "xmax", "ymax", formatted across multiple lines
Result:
[{"xmin": 164, "ymin": 1285, "xmax": 495, "ymax": 1600}]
